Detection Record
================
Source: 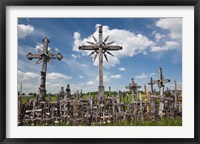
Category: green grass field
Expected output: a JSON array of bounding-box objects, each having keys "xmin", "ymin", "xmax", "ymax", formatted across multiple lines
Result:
[
  {"xmin": 21, "ymin": 93, "xmax": 182, "ymax": 126},
  {"xmin": 27, "ymin": 117, "xmax": 182, "ymax": 126}
]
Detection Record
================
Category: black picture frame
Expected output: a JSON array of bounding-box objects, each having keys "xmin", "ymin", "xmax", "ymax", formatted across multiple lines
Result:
[{"xmin": 0, "ymin": 0, "xmax": 199, "ymax": 143}]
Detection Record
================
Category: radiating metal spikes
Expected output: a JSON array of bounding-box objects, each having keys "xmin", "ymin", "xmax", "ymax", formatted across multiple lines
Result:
[
  {"xmin": 107, "ymin": 41, "xmax": 115, "ymax": 45},
  {"xmin": 104, "ymin": 54, "xmax": 108, "ymax": 62},
  {"xmin": 104, "ymin": 35, "xmax": 109, "ymax": 43},
  {"xmin": 94, "ymin": 53, "xmax": 98, "ymax": 61},
  {"xmin": 88, "ymin": 51, "xmax": 95, "ymax": 57},
  {"xmin": 92, "ymin": 35, "xmax": 97, "ymax": 43},
  {"xmin": 107, "ymin": 51, "xmax": 114, "ymax": 56},
  {"xmin": 87, "ymin": 41, "xmax": 95, "ymax": 45}
]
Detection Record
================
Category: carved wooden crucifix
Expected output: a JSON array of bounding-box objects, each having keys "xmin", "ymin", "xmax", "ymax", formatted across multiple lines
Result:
[{"xmin": 26, "ymin": 37, "xmax": 63, "ymax": 101}]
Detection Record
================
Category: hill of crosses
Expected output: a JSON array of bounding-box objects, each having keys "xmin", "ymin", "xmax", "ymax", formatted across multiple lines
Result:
[{"xmin": 18, "ymin": 24, "xmax": 182, "ymax": 126}]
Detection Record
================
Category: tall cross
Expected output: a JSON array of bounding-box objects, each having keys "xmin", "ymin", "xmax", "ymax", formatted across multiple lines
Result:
[
  {"xmin": 148, "ymin": 77, "xmax": 156, "ymax": 94},
  {"xmin": 79, "ymin": 26, "xmax": 123, "ymax": 100},
  {"xmin": 18, "ymin": 83, "xmax": 22, "ymax": 115},
  {"xmin": 109, "ymin": 86, "xmax": 111, "ymax": 97},
  {"xmin": 26, "ymin": 37, "xmax": 63, "ymax": 101},
  {"xmin": 173, "ymin": 80, "xmax": 178, "ymax": 109},
  {"xmin": 155, "ymin": 67, "xmax": 170, "ymax": 117},
  {"xmin": 126, "ymin": 78, "xmax": 141, "ymax": 103}
]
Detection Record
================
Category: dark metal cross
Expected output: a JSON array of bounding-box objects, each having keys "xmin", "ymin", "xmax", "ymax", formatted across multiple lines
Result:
[
  {"xmin": 79, "ymin": 26, "xmax": 123, "ymax": 100},
  {"xmin": 26, "ymin": 37, "xmax": 63, "ymax": 101}
]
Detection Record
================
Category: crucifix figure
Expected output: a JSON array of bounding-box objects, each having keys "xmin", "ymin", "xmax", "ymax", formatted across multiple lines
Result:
[
  {"xmin": 26, "ymin": 37, "xmax": 63, "ymax": 101},
  {"xmin": 126, "ymin": 78, "xmax": 141, "ymax": 103},
  {"xmin": 79, "ymin": 26, "xmax": 123, "ymax": 100}
]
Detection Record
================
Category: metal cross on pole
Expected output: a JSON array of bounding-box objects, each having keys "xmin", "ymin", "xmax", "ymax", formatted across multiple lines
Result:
[
  {"xmin": 79, "ymin": 26, "xmax": 123, "ymax": 100},
  {"xmin": 26, "ymin": 37, "xmax": 63, "ymax": 101}
]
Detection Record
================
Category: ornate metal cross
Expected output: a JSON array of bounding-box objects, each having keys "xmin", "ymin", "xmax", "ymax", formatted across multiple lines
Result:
[
  {"xmin": 26, "ymin": 37, "xmax": 63, "ymax": 101},
  {"xmin": 79, "ymin": 26, "xmax": 123, "ymax": 100}
]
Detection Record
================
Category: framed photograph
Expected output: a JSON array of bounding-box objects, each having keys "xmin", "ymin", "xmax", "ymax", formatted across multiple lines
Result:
[{"xmin": 1, "ymin": 0, "xmax": 199, "ymax": 143}]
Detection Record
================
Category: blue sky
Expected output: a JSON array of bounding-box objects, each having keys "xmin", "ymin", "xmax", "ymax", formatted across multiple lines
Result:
[{"xmin": 18, "ymin": 18, "xmax": 182, "ymax": 94}]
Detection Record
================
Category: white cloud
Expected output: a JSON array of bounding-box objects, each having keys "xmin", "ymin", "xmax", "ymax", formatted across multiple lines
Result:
[
  {"xmin": 55, "ymin": 47, "xmax": 59, "ymax": 52},
  {"xmin": 156, "ymin": 18, "xmax": 182, "ymax": 40},
  {"xmin": 154, "ymin": 32, "xmax": 166, "ymax": 42},
  {"xmin": 18, "ymin": 71, "xmax": 40, "ymax": 94},
  {"xmin": 86, "ymin": 81, "xmax": 94, "ymax": 85},
  {"xmin": 73, "ymin": 24, "xmax": 155, "ymax": 68},
  {"xmin": 79, "ymin": 75, "xmax": 84, "ymax": 79},
  {"xmin": 150, "ymin": 73, "xmax": 157, "ymax": 77},
  {"xmin": 135, "ymin": 72, "xmax": 157, "ymax": 80},
  {"xmin": 119, "ymin": 67, "xmax": 126, "ymax": 71},
  {"xmin": 73, "ymin": 32, "xmax": 81, "ymax": 52},
  {"xmin": 71, "ymin": 54, "xmax": 80, "ymax": 59},
  {"xmin": 35, "ymin": 43, "xmax": 51, "ymax": 52},
  {"xmin": 61, "ymin": 58, "xmax": 96, "ymax": 78},
  {"xmin": 135, "ymin": 72, "xmax": 148, "ymax": 79},
  {"xmin": 93, "ymin": 55, "xmax": 120, "ymax": 68},
  {"xmin": 18, "ymin": 24, "xmax": 34, "ymax": 39},
  {"xmin": 80, "ymin": 63, "xmax": 88, "ymax": 68},
  {"xmin": 18, "ymin": 71, "xmax": 72, "ymax": 94},
  {"xmin": 151, "ymin": 41, "xmax": 180, "ymax": 52},
  {"xmin": 47, "ymin": 72, "xmax": 71, "ymax": 80},
  {"xmin": 18, "ymin": 70, "xmax": 39, "ymax": 81},
  {"xmin": 110, "ymin": 74, "xmax": 121, "ymax": 79},
  {"xmin": 165, "ymin": 41, "xmax": 180, "ymax": 47}
]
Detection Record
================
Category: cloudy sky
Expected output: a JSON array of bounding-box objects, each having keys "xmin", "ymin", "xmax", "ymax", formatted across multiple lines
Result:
[{"xmin": 18, "ymin": 18, "xmax": 182, "ymax": 94}]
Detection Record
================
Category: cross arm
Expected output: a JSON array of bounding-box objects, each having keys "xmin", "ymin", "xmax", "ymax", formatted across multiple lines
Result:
[
  {"xmin": 157, "ymin": 79, "xmax": 170, "ymax": 83},
  {"xmin": 148, "ymin": 81, "xmax": 157, "ymax": 85},
  {"xmin": 162, "ymin": 79, "xmax": 170, "ymax": 83},
  {"xmin": 150, "ymin": 95, "xmax": 160, "ymax": 99},
  {"xmin": 103, "ymin": 46, "xmax": 123, "ymax": 51},
  {"xmin": 26, "ymin": 53, "xmax": 42, "ymax": 60},
  {"xmin": 78, "ymin": 45, "xmax": 99, "ymax": 50},
  {"xmin": 49, "ymin": 53, "xmax": 63, "ymax": 61}
]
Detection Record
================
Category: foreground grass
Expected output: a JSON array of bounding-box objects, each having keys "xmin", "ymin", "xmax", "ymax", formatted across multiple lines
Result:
[{"xmin": 23, "ymin": 117, "xmax": 182, "ymax": 126}]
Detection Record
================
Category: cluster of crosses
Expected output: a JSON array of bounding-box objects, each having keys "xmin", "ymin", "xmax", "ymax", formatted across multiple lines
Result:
[{"xmin": 18, "ymin": 26, "xmax": 182, "ymax": 126}]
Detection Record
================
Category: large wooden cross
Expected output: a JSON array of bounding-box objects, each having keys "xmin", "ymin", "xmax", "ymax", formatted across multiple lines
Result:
[
  {"xmin": 155, "ymin": 67, "xmax": 170, "ymax": 117},
  {"xmin": 79, "ymin": 26, "xmax": 123, "ymax": 100},
  {"xmin": 26, "ymin": 37, "xmax": 63, "ymax": 101}
]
